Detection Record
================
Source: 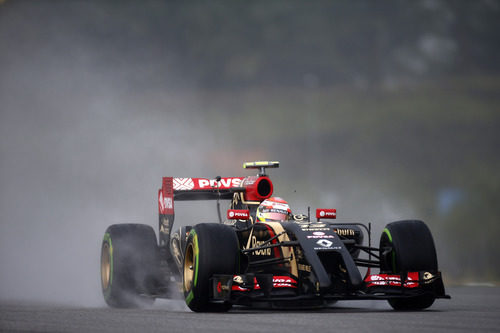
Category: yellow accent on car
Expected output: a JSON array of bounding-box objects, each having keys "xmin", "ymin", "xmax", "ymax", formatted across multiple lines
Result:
[{"xmin": 243, "ymin": 161, "xmax": 280, "ymax": 169}]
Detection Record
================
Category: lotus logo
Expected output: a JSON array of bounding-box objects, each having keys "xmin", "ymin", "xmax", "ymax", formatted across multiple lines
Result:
[{"xmin": 316, "ymin": 239, "xmax": 333, "ymax": 247}]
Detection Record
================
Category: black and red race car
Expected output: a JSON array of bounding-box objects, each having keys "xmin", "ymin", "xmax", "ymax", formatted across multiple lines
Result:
[{"xmin": 100, "ymin": 161, "xmax": 449, "ymax": 311}]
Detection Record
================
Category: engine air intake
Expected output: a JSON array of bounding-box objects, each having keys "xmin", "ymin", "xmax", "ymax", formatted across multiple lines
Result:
[{"xmin": 241, "ymin": 176, "xmax": 273, "ymax": 201}]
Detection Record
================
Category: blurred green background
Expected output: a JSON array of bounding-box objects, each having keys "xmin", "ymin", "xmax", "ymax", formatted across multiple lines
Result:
[{"xmin": 1, "ymin": 0, "xmax": 499, "ymax": 303}]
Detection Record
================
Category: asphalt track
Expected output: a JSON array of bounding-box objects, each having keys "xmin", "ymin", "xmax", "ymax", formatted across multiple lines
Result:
[{"xmin": 1, "ymin": 286, "xmax": 499, "ymax": 333}]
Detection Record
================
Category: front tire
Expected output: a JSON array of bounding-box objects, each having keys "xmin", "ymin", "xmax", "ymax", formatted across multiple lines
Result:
[
  {"xmin": 379, "ymin": 220, "xmax": 438, "ymax": 310},
  {"xmin": 183, "ymin": 223, "xmax": 239, "ymax": 312},
  {"xmin": 101, "ymin": 224, "xmax": 160, "ymax": 308}
]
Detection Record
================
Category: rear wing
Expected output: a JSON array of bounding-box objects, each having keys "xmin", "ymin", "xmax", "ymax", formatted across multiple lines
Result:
[
  {"xmin": 164, "ymin": 177, "xmax": 245, "ymax": 203},
  {"xmin": 159, "ymin": 175, "xmax": 273, "ymax": 213},
  {"xmin": 157, "ymin": 161, "xmax": 278, "ymax": 249}
]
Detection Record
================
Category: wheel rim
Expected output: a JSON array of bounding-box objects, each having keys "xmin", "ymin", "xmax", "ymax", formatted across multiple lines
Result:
[
  {"xmin": 101, "ymin": 242, "xmax": 111, "ymax": 290},
  {"xmin": 183, "ymin": 243, "xmax": 194, "ymax": 292}
]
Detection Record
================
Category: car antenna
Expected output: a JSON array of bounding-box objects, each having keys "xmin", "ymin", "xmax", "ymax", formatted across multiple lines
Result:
[{"xmin": 215, "ymin": 176, "xmax": 222, "ymax": 223}]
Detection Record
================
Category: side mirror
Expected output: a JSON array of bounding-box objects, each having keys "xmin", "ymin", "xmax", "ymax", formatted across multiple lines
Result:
[{"xmin": 316, "ymin": 209, "xmax": 337, "ymax": 221}]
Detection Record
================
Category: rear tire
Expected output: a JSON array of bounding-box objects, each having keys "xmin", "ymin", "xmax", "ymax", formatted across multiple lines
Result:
[
  {"xmin": 379, "ymin": 220, "xmax": 438, "ymax": 310},
  {"xmin": 101, "ymin": 224, "xmax": 160, "ymax": 308},
  {"xmin": 183, "ymin": 223, "xmax": 239, "ymax": 312}
]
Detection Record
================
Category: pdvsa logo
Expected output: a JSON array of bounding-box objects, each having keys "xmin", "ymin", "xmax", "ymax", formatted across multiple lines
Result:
[
  {"xmin": 227, "ymin": 210, "xmax": 250, "ymax": 220},
  {"xmin": 198, "ymin": 178, "xmax": 242, "ymax": 189},
  {"xmin": 164, "ymin": 197, "xmax": 173, "ymax": 209},
  {"xmin": 159, "ymin": 191, "xmax": 173, "ymax": 213},
  {"xmin": 316, "ymin": 208, "xmax": 337, "ymax": 219}
]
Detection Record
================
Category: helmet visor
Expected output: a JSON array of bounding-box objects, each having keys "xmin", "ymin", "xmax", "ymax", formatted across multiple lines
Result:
[{"xmin": 259, "ymin": 208, "xmax": 289, "ymax": 222}]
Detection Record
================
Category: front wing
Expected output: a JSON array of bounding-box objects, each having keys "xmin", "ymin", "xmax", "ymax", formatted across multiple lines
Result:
[{"xmin": 210, "ymin": 271, "xmax": 449, "ymax": 305}]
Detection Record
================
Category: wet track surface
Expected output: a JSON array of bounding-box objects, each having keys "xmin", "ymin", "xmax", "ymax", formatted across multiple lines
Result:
[{"xmin": 1, "ymin": 286, "xmax": 499, "ymax": 333}]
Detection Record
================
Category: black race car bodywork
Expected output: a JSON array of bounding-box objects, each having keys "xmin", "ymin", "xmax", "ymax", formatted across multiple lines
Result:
[{"xmin": 100, "ymin": 161, "xmax": 449, "ymax": 311}]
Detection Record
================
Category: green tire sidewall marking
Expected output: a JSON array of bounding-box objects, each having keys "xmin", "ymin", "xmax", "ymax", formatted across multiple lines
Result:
[
  {"xmin": 102, "ymin": 232, "xmax": 113, "ymax": 299},
  {"xmin": 186, "ymin": 229, "xmax": 199, "ymax": 306},
  {"xmin": 193, "ymin": 231, "xmax": 199, "ymax": 287},
  {"xmin": 383, "ymin": 228, "xmax": 392, "ymax": 242},
  {"xmin": 383, "ymin": 228, "xmax": 396, "ymax": 272},
  {"xmin": 186, "ymin": 290, "xmax": 194, "ymax": 305}
]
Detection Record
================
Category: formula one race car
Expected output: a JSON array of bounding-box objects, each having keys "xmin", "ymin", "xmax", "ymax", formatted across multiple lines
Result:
[{"xmin": 100, "ymin": 161, "xmax": 449, "ymax": 311}]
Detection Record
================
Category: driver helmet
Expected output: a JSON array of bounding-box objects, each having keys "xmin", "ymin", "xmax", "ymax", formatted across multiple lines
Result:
[{"xmin": 256, "ymin": 197, "xmax": 291, "ymax": 222}]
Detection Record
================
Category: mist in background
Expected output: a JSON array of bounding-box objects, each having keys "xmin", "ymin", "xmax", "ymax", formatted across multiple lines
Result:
[{"xmin": 1, "ymin": 1, "xmax": 499, "ymax": 306}]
